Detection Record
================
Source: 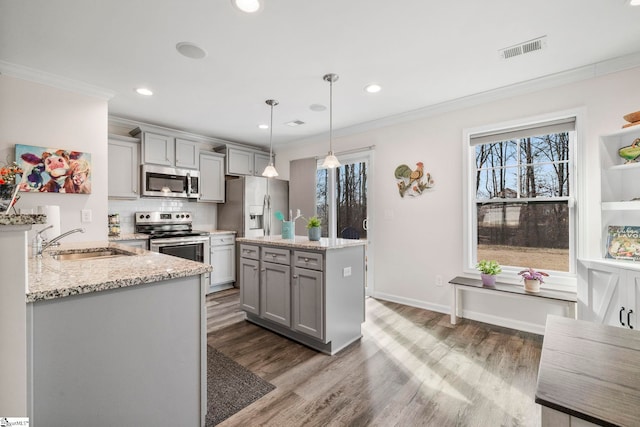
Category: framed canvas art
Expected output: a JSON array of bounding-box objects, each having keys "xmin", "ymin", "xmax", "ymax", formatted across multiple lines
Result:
[{"xmin": 15, "ymin": 144, "xmax": 92, "ymax": 194}]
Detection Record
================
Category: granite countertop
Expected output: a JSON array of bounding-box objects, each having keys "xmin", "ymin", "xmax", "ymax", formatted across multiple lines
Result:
[
  {"xmin": 237, "ymin": 235, "xmax": 366, "ymax": 251},
  {"xmin": 27, "ymin": 241, "xmax": 212, "ymax": 303},
  {"xmin": 0, "ymin": 213, "xmax": 47, "ymax": 226}
]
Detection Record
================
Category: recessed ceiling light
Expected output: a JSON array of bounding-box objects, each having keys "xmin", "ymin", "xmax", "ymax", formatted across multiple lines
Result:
[
  {"xmin": 232, "ymin": 0, "xmax": 262, "ymax": 13},
  {"xmin": 309, "ymin": 104, "xmax": 326, "ymax": 112},
  {"xmin": 285, "ymin": 120, "xmax": 305, "ymax": 127},
  {"xmin": 258, "ymin": 124, "xmax": 269, "ymax": 129},
  {"xmin": 630, "ymin": 0, "xmax": 640, "ymax": 6},
  {"xmin": 364, "ymin": 84, "xmax": 382, "ymax": 93},
  {"xmin": 135, "ymin": 88, "xmax": 153, "ymax": 96},
  {"xmin": 176, "ymin": 42, "xmax": 207, "ymax": 59}
]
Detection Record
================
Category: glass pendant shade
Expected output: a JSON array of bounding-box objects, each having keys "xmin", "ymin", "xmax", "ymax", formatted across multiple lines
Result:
[
  {"xmin": 323, "ymin": 73, "xmax": 340, "ymax": 169},
  {"xmin": 322, "ymin": 152, "xmax": 341, "ymax": 168},
  {"xmin": 262, "ymin": 163, "xmax": 278, "ymax": 177},
  {"xmin": 262, "ymin": 99, "xmax": 279, "ymax": 177}
]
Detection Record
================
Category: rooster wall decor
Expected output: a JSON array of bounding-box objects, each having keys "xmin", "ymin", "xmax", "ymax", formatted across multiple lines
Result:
[{"xmin": 394, "ymin": 162, "xmax": 434, "ymax": 198}]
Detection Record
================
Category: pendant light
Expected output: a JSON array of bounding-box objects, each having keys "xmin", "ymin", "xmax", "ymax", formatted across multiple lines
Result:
[
  {"xmin": 262, "ymin": 99, "xmax": 279, "ymax": 177},
  {"xmin": 322, "ymin": 73, "xmax": 341, "ymax": 168}
]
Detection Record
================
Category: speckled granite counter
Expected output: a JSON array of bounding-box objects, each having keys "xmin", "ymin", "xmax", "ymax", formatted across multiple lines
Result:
[
  {"xmin": 107, "ymin": 232, "xmax": 149, "ymax": 242},
  {"xmin": 27, "ymin": 241, "xmax": 212, "ymax": 302},
  {"xmin": 237, "ymin": 235, "xmax": 366, "ymax": 250},
  {"xmin": 0, "ymin": 213, "xmax": 46, "ymax": 226}
]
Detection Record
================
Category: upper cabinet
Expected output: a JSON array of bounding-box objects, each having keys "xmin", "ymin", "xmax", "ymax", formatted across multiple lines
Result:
[
  {"xmin": 130, "ymin": 127, "xmax": 198, "ymax": 169},
  {"xmin": 218, "ymin": 146, "xmax": 272, "ymax": 176},
  {"xmin": 199, "ymin": 151, "xmax": 225, "ymax": 203},
  {"xmin": 108, "ymin": 134, "xmax": 140, "ymax": 199}
]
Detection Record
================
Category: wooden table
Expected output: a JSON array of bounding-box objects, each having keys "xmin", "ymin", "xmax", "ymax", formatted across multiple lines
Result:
[
  {"xmin": 448, "ymin": 276, "xmax": 577, "ymax": 325},
  {"xmin": 536, "ymin": 315, "xmax": 640, "ymax": 426}
]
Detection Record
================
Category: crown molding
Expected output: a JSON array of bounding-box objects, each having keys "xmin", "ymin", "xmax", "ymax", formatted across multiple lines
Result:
[
  {"xmin": 0, "ymin": 60, "xmax": 114, "ymax": 100},
  {"xmin": 279, "ymin": 51, "xmax": 640, "ymax": 150}
]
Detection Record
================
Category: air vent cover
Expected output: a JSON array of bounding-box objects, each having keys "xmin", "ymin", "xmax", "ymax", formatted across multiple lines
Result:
[{"xmin": 499, "ymin": 36, "xmax": 547, "ymax": 60}]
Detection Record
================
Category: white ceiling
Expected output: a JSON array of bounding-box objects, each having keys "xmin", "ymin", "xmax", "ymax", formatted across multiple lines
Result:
[{"xmin": 1, "ymin": 0, "xmax": 640, "ymax": 148}]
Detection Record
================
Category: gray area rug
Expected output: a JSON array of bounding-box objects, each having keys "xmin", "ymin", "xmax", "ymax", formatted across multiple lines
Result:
[{"xmin": 206, "ymin": 346, "xmax": 275, "ymax": 426}]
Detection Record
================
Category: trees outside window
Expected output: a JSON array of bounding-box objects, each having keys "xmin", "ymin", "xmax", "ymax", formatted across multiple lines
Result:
[
  {"xmin": 471, "ymin": 119, "xmax": 575, "ymax": 274},
  {"xmin": 316, "ymin": 161, "xmax": 368, "ymax": 239}
]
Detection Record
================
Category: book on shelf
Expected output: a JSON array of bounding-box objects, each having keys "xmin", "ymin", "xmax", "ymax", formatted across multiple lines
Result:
[{"xmin": 606, "ymin": 225, "xmax": 640, "ymax": 261}]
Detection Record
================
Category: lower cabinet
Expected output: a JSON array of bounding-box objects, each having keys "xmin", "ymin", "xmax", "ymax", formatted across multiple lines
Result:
[
  {"xmin": 209, "ymin": 233, "xmax": 235, "ymax": 293},
  {"xmin": 292, "ymin": 266, "xmax": 323, "ymax": 340},
  {"xmin": 238, "ymin": 241, "xmax": 365, "ymax": 354},
  {"xmin": 239, "ymin": 256, "xmax": 260, "ymax": 315},
  {"xmin": 578, "ymin": 260, "xmax": 640, "ymax": 329}
]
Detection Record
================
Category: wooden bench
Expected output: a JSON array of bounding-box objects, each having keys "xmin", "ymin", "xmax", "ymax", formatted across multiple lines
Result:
[{"xmin": 448, "ymin": 276, "xmax": 577, "ymax": 325}]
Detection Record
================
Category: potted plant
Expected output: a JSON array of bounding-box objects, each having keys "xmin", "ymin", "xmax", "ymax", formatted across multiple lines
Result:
[
  {"xmin": 476, "ymin": 260, "xmax": 502, "ymax": 286},
  {"xmin": 306, "ymin": 216, "xmax": 322, "ymax": 241},
  {"xmin": 518, "ymin": 268, "xmax": 549, "ymax": 293}
]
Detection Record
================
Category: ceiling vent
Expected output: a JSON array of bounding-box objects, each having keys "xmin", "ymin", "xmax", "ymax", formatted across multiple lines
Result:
[{"xmin": 500, "ymin": 36, "xmax": 547, "ymax": 60}]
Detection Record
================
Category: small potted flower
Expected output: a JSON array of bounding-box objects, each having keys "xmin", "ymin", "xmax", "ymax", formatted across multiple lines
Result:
[
  {"xmin": 306, "ymin": 216, "xmax": 322, "ymax": 241},
  {"xmin": 476, "ymin": 260, "xmax": 502, "ymax": 286},
  {"xmin": 518, "ymin": 268, "xmax": 549, "ymax": 293}
]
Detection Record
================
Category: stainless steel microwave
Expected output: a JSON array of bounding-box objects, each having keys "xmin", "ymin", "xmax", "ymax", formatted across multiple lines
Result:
[{"xmin": 141, "ymin": 164, "xmax": 200, "ymax": 199}]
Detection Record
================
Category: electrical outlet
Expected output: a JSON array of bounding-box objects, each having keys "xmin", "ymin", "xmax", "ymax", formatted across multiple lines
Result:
[
  {"xmin": 436, "ymin": 275, "xmax": 443, "ymax": 287},
  {"xmin": 81, "ymin": 209, "xmax": 92, "ymax": 223},
  {"xmin": 343, "ymin": 266, "xmax": 352, "ymax": 277}
]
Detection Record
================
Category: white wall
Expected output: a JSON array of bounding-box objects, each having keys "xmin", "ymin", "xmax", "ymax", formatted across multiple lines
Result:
[
  {"xmin": 275, "ymin": 66, "xmax": 640, "ymax": 333},
  {"xmin": 0, "ymin": 75, "xmax": 109, "ymax": 242}
]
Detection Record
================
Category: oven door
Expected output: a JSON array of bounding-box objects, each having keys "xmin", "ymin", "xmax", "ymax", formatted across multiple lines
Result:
[{"xmin": 149, "ymin": 236, "xmax": 210, "ymax": 266}]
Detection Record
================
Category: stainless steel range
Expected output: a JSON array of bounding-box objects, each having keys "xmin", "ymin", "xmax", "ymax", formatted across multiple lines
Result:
[{"xmin": 135, "ymin": 211, "xmax": 210, "ymax": 268}]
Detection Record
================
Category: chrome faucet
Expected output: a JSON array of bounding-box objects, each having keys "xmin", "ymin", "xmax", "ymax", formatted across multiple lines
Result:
[{"xmin": 38, "ymin": 228, "xmax": 85, "ymax": 256}]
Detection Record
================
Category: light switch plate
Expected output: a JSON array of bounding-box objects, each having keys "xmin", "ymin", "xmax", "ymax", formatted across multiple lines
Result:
[
  {"xmin": 81, "ymin": 209, "xmax": 92, "ymax": 223},
  {"xmin": 343, "ymin": 266, "xmax": 352, "ymax": 277}
]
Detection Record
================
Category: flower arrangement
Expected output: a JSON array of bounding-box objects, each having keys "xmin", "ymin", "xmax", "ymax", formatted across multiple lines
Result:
[
  {"xmin": 0, "ymin": 161, "xmax": 23, "ymax": 205},
  {"xmin": 518, "ymin": 268, "xmax": 549, "ymax": 283},
  {"xmin": 476, "ymin": 260, "xmax": 502, "ymax": 275}
]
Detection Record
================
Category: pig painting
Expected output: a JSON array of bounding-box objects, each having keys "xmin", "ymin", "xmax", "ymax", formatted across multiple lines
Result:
[{"xmin": 15, "ymin": 144, "xmax": 92, "ymax": 194}]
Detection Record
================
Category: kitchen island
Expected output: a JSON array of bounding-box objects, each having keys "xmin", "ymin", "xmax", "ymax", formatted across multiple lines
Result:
[
  {"xmin": 27, "ymin": 242, "xmax": 211, "ymax": 427},
  {"xmin": 236, "ymin": 235, "xmax": 366, "ymax": 355}
]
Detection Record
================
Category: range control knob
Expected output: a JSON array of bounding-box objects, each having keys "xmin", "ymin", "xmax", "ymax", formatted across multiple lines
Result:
[
  {"xmin": 145, "ymin": 214, "xmax": 150, "ymax": 219},
  {"xmin": 139, "ymin": 214, "xmax": 144, "ymax": 219}
]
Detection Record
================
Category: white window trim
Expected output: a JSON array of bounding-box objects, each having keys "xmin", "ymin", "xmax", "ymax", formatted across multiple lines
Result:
[{"xmin": 462, "ymin": 108, "xmax": 585, "ymax": 292}]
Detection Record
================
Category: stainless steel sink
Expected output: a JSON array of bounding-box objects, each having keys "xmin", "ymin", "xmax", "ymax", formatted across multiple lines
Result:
[{"xmin": 51, "ymin": 248, "xmax": 135, "ymax": 261}]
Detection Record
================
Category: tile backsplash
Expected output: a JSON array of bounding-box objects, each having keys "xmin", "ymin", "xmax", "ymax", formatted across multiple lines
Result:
[{"xmin": 109, "ymin": 199, "xmax": 217, "ymax": 233}]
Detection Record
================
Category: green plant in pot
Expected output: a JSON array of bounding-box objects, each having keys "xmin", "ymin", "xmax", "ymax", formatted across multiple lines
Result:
[
  {"xmin": 306, "ymin": 216, "xmax": 322, "ymax": 241},
  {"xmin": 476, "ymin": 260, "xmax": 502, "ymax": 286}
]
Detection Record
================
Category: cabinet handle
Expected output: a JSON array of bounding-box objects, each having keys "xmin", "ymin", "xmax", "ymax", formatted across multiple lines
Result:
[
  {"xmin": 304, "ymin": 258, "xmax": 309, "ymax": 262},
  {"xmin": 293, "ymin": 274, "xmax": 298, "ymax": 279},
  {"xmin": 261, "ymin": 268, "xmax": 266, "ymax": 272},
  {"xmin": 628, "ymin": 309, "xmax": 634, "ymax": 330},
  {"xmin": 620, "ymin": 306, "xmax": 626, "ymax": 326},
  {"xmin": 272, "ymin": 254, "xmax": 277, "ymax": 258},
  {"xmin": 252, "ymin": 266, "xmax": 258, "ymax": 271}
]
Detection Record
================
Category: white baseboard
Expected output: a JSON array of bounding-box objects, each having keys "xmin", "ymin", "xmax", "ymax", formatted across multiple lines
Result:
[{"xmin": 371, "ymin": 291, "xmax": 545, "ymax": 335}]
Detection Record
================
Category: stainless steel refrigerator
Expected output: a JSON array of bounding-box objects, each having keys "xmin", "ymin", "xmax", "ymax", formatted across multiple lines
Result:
[{"xmin": 217, "ymin": 176, "xmax": 289, "ymax": 238}]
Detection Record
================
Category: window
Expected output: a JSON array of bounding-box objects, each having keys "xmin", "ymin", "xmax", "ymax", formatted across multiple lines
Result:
[
  {"xmin": 466, "ymin": 116, "xmax": 576, "ymax": 278},
  {"xmin": 316, "ymin": 159, "xmax": 368, "ymax": 239}
]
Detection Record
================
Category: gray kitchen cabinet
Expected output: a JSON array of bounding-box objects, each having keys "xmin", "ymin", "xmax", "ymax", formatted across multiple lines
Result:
[
  {"xmin": 209, "ymin": 233, "xmax": 235, "ymax": 293},
  {"xmin": 254, "ymin": 152, "xmax": 270, "ymax": 176},
  {"xmin": 108, "ymin": 134, "xmax": 140, "ymax": 199},
  {"xmin": 221, "ymin": 146, "xmax": 273, "ymax": 176},
  {"xmin": 237, "ymin": 238, "xmax": 365, "ymax": 354},
  {"xmin": 199, "ymin": 152, "xmax": 225, "ymax": 202},
  {"xmin": 175, "ymin": 138, "xmax": 199, "ymax": 169},
  {"xmin": 293, "ymin": 265, "xmax": 324, "ymax": 340},
  {"xmin": 260, "ymin": 246, "xmax": 291, "ymax": 327},
  {"xmin": 131, "ymin": 127, "xmax": 198, "ymax": 169},
  {"xmin": 239, "ymin": 244, "xmax": 260, "ymax": 315}
]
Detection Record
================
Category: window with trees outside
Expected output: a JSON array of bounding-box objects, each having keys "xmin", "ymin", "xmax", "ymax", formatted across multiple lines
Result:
[
  {"xmin": 468, "ymin": 117, "xmax": 576, "ymax": 276},
  {"xmin": 316, "ymin": 160, "xmax": 368, "ymax": 239}
]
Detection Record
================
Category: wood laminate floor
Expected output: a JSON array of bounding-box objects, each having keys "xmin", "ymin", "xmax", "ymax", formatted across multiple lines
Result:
[{"xmin": 206, "ymin": 289, "xmax": 543, "ymax": 427}]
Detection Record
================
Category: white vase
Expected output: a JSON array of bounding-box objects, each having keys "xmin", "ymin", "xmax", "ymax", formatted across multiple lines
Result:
[{"xmin": 524, "ymin": 279, "xmax": 541, "ymax": 292}]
